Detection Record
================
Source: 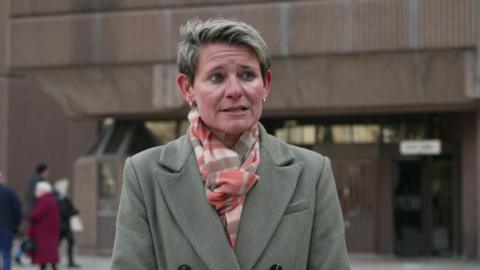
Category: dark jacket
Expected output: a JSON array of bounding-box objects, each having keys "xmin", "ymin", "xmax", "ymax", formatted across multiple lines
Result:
[
  {"xmin": 0, "ymin": 183, "xmax": 22, "ymax": 233},
  {"xmin": 55, "ymin": 193, "xmax": 79, "ymax": 236},
  {"xmin": 29, "ymin": 192, "xmax": 60, "ymax": 264},
  {"xmin": 26, "ymin": 173, "xmax": 45, "ymax": 213}
]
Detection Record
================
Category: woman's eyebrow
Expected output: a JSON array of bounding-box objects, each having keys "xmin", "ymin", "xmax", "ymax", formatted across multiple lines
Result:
[
  {"xmin": 238, "ymin": 64, "xmax": 256, "ymax": 70},
  {"xmin": 205, "ymin": 65, "xmax": 224, "ymax": 73}
]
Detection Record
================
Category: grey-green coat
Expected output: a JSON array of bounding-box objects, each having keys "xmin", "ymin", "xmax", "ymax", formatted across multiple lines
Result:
[{"xmin": 111, "ymin": 126, "xmax": 351, "ymax": 270}]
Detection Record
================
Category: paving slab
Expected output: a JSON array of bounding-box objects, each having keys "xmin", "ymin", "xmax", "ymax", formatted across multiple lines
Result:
[
  {"xmin": 9, "ymin": 253, "xmax": 480, "ymax": 270},
  {"xmin": 350, "ymin": 254, "xmax": 480, "ymax": 270}
]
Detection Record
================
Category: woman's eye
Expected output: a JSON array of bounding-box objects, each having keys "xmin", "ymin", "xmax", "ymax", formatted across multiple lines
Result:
[
  {"xmin": 209, "ymin": 74, "xmax": 224, "ymax": 83},
  {"xmin": 240, "ymin": 72, "xmax": 256, "ymax": 81}
]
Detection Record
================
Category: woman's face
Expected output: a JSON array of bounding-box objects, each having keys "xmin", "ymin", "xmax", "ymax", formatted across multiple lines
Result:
[
  {"xmin": 177, "ymin": 43, "xmax": 272, "ymax": 142},
  {"xmin": 35, "ymin": 189, "xmax": 44, "ymax": 198}
]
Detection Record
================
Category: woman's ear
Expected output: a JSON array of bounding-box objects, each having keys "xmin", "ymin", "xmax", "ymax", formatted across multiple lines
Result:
[
  {"xmin": 263, "ymin": 70, "xmax": 272, "ymax": 99},
  {"xmin": 176, "ymin": 73, "xmax": 194, "ymax": 103}
]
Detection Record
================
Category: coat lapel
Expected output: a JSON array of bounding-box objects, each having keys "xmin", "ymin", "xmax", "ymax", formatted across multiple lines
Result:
[
  {"xmin": 156, "ymin": 136, "xmax": 241, "ymax": 270},
  {"xmin": 235, "ymin": 127, "xmax": 304, "ymax": 270}
]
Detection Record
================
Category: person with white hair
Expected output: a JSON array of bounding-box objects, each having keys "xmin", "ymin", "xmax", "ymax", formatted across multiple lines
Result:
[
  {"xmin": 29, "ymin": 181, "xmax": 60, "ymax": 270},
  {"xmin": 15, "ymin": 163, "xmax": 50, "ymax": 265},
  {"xmin": 0, "ymin": 171, "xmax": 22, "ymax": 270}
]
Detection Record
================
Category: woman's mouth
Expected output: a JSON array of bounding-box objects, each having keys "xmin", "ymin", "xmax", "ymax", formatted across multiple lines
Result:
[{"xmin": 221, "ymin": 106, "xmax": 248, "ymax": 112}]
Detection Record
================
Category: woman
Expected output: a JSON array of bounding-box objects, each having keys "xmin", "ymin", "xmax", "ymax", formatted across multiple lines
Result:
[
  {"xmin": 29, "ymin": 181, "xmax": 60, "ymax": 270},
  {"xmin": 111, "ymin": 18, "xmax": 350, "ymax": 270},
  {"xmin": 54, "ymin": 179, "xmax": 80, "ymax": 268}
]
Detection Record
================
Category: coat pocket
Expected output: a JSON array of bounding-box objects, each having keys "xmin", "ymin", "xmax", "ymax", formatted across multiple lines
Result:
[{"xmin": 284, "ymin": 199, "xmax": 310, "ymax": 215}]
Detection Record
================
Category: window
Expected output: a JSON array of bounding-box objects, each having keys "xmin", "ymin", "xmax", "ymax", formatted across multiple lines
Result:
[
  {"xmin": 274, "ymin": 121, "xmax": 316, "ymax": 145},
  {"xmin": 145, "ymin": 120, "xmax": 189, "ymax": 144},
  {"xmin": 330, "ymin": 124, "xmax": 380, "ymax": 144},
  {"xmin": 274, "ymin": 121, "xmax": 381, "ymax": 145},
  {"xmin": 98, "ymin": 161, "xmax": 116, "ymax": 199},
  {"xmin": 382, "ymin": 123, "xmax": 428, "ymax": 143}
]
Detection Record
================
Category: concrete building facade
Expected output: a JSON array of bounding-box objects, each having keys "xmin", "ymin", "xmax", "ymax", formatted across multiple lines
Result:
[{"xmin": 1, "ymin": 0, "xmax": 480, "ymax": 258}]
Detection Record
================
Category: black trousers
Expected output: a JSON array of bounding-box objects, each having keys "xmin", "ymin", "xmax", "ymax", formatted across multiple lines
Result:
[
  {"xmin": 60, "ymin": 230, "xmax": 76, "ymax": 265},
  {"xmin": 40, "ymin": 263, "xmax": 57, "ymax": 270}
]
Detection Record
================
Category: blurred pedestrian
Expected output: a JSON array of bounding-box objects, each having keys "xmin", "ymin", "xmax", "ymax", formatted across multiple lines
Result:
[
  {"xmin": 15, "ymin": 163, "xmax": 50, "ymax": 265},
  {"xmin": 0, "ymin": 171, "xmax": 22, "ymax": 270},
  {"xmin": 29, "ymin": 181, "xmax": 60, "ymax": 270},
  {"xmin": 26, "ymin": 164, "xmax": 50, "ymax": 213},
  {"xmin": 54, "ymin": 179, "xmax": 80, "ymax": 268}
]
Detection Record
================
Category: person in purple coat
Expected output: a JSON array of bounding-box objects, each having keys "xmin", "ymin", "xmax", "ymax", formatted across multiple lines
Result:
[{"xmin": 29, "ymin": 181, "xmax": 60, "ymax": 270}]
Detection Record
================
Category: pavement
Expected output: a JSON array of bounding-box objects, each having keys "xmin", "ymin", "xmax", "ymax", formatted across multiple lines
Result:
[{"xmin": 8, "ymin": 253, "xmax": 480, "ymax": 270}]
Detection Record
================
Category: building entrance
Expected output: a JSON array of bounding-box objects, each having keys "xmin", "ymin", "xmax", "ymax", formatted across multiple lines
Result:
[
  {"xmin": 314, "ymin": 144, "xmax": 379, "ymax": 253},
  {"xmin": 393, "ymin": 156, "xmax": 456, "ymax": 256}
]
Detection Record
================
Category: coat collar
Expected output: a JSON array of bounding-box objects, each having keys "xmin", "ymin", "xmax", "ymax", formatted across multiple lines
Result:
[
  {"xmin": 157, "ymin": 124, "xmax": 295, "ymax": 172},
  {"xmin": 235, "ymin": 125, "xmax": 303, "ymax": 270},
  {"xmin": 157, "ymin": 124, "xmax": 303, "ymax": 270}
]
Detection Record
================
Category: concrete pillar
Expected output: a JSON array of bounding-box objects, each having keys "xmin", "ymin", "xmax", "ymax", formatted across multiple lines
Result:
[
  {"xmin": 477, "ymin": 112, "xmax": 480, "ymax": 259},
  {"xmin": 0, "ymin": 0, "xmax": 9, "ymax": 177},
  {"xmin": 474, "ymin": 0, "xmax": 480, "ymax": 258},
  {"xmin": 459, "ymin": 113, "xmax": 479, "ymax": 258},
  {"xmin": 0, "ymin": 78, "xmax": 7, "ymax": 177}
]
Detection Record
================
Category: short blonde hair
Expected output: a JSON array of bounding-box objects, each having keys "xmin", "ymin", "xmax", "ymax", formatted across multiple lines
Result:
[
  {"xmin": 54, "ymin": 178, "xmax": 69, "ymax": 197},
  {"xmin": 177, "ymin": 18, "xmax": 271, "ymax": 85}
]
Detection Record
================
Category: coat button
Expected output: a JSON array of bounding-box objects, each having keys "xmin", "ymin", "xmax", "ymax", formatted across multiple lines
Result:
[
  {"xmin": 270, "ymin": 264, "xmax": 283, "ymax": 270},
  {"xmin": 178, "ymin": 264, "xmax": 191, "ymax": 270}
]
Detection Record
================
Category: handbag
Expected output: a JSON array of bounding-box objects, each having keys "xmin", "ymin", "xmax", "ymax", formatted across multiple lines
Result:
[
  {"xmin": 70, "ymin": 215, "xmax": 84, "ymax": 232},
  {"xmin": 20, "ymin": 237, "xmax": 36, "ymax": 253}
]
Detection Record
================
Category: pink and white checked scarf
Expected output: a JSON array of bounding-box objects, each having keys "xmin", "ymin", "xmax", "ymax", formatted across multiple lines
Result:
[{"xmin": 187, "ymin": 107, "xmax": 260, "ymax": 248}]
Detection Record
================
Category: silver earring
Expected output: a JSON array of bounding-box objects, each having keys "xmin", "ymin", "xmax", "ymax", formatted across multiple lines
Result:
[
  {"xmin": 262, "ymin": 97, "xmax": 266, "ymax": 102},
  {"xmin": 189, "ymin": 101, "xmax": 193, "ymax": 108}
]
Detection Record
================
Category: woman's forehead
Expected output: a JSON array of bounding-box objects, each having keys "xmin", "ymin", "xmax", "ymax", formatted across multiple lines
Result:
[{"xmin": 197, "ymin": 43, "xmax": 260, "ymax": 69}]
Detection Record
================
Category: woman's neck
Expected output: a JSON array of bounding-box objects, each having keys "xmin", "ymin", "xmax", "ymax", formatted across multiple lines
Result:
[{"xmin": 210, "ymin": 130, "xmax": 241, "ymax": 149}]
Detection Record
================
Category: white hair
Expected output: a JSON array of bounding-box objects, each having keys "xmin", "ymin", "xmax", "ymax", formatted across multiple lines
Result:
[{"xmin": 36, "ymin": 181, "xmax": 52, "ymax": 193}]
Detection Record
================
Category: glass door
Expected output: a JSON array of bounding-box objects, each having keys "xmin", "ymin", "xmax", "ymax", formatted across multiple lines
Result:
[
  {"xmin": 393, "ymin": 158, "xmax": 428, "ymax": 255},
  {"xmin": 430, "ymin": 157, "xmax": 454, "ymax": 256},
  {"xmin": 393, "ymin": 156, "xmax": 455, "ymax": 256}
]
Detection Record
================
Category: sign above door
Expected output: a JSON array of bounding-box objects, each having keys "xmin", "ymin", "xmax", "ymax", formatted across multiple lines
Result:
[{"xmin": 400, "ymin": 139, "xmax": 442, "ymax": 155}]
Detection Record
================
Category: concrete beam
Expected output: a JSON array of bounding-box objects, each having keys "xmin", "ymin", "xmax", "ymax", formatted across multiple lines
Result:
[
  {"xmin": 11, "ymin": 0, "xmax": 271, "ymax": 17},
  {"xmin": 26, "ymin": 65, "xmax": 162, "ymax": 118},
  {"xmin": 477, "ymin": 112, "xmax": 480, "ymax": 258},
  {"xmin": 9, "ymin": 0, "xmax": 476, "ymax": 69},
  {"xmin": 26, "ymin": 50, "xmax": 476, "ymax": 118}
]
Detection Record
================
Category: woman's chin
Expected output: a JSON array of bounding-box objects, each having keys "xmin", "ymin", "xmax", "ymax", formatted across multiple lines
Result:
[
  {"xmin": 219, "ymin": 123, "xmax": 254, "ymax": 135},
  {"xmin": 206, "ymin": 121, "xmax": 256, "ymax": 142}
]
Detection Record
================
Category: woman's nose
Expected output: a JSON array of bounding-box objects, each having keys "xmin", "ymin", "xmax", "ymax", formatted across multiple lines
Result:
[{"xmin": 225, "ymin": 77, "xmax": 243, "ymax": 98}]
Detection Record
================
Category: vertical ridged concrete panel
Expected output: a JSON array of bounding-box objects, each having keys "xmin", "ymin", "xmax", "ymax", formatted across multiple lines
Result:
[
  {"xmin": 9, "ymin": 0, "xmax": 478, "ymax": 68},
  {"xmin": 416, "ymin": 0, "xmax": 475, "ymax": 48},
  {"xmin": 11, "ymin": 11, "xmax": 172, "ymax": 68},
  {"xmin": 0, "ymin": 0, "xmax": 8, "ymax": 73},
  {"xmin": 0, "ymin": 0, "xmax": 9, "ymax": 176},
  {"xmin": 0, "ymin": 77, "xmax": 7, "ymax": 176},
  {"xmin": 477, "ymin": 113, "xmax": 480, "ymax": 259},
  {"xmin": 350, "ymin": 0, "xmax": 410, "ymax": 52},
  {"xmin": 289, "ymin": 1, "xmax": 352, "ymax": 54},
  {"xmin": 11, "ymin": 0, "xmax": 276, "ymax": 16},
  {"xmin": 476, "ymin": 0, "xmax": 480, "ymax": 99},
  {"xmin": 165, "ymin": 2, "xmax": 283, "ymax": 59}
]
